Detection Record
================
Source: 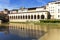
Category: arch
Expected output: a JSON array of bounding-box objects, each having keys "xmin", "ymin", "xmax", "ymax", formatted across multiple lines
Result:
[
  {"xmin": 34, "ymin": 15, "xmax": 36, "ymax": 19},
  {"xmin": 31, "ymin": 15, "xmax": 33, "ymax": 19},
  {"xmin": 26, "ymin": 15, "xmax": 27, "ymax": 19},
  {"xmin": 21, "ymin": 16, "xmax": 22, "ymax": 19},
  {"xmin": 28, "ymin": 15, "xmax": 30, "ymax": 19},
  {"xmin": 41, "ymin": 15, "xmax": 45, "ymax": 19},
  {"xmin": 18, "ymin": 16, "xmax": 20, "ymax": 19},
  {"xmin": 23, "ymin": 15, "xmax": 24, "ymax": 19},
  {"xmin": 9, "ymin": 16, "xmax": 11, "ymax": 19},
  {"xmin": 14, "ymin": 16, "xmax": 15, "ymax": 19},
  {"xmin": 16, "ymin": 16, "xmax": 17, "ymax": 19},
  {"xmin": 37, "ymin": 15, "xmax": 40, "ymax": 19}
]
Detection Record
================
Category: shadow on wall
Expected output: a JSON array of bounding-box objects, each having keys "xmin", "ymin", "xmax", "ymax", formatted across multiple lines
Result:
[{"xmin": 47, "ymin": 12, "xmax": 51, "ymax": 19}]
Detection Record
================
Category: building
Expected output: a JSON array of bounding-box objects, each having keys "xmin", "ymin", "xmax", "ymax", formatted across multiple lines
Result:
[
  {"xmin": 9, "ymin": 11, "xmax": 48, "ymax": 22},
  {"xmin": 46, "ymin": 1, "xmax": 60, "ymax": 19},
  {"xmin": 10, "ymin": 9, "xmax": 18, "ymax": 14},
  {"xmin": 8, "ymin": 6, "xmax": 51, "ymax": 22},
  {"xmin": 9, "ymin": 1, "xmax": 60, "ymax": 22}
]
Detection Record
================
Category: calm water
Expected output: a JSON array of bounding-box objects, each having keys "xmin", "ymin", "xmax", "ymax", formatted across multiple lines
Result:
[{"xmin": 0, "ymin": 23, "xmax": 60, "ymax": 40}]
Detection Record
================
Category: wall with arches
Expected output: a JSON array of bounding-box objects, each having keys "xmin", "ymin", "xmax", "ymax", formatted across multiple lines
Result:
[{"xmin": 8, "ymin": 11, "xmax": 48, "ymax": 22}]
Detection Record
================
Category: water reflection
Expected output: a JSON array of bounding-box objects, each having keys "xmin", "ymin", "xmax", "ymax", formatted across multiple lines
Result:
[
  {"xmin": 9, "ymin": 23, "xmax": 47, "ymax": 40},
  {"xmin": 0, "ymin": 23, "xmax": 48, "ymax": 40}
]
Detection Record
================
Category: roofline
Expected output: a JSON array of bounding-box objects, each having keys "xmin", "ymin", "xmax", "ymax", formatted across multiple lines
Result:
[{"xmin": 9, "ymin": 11, "xmax": 49, "ymax": 14}]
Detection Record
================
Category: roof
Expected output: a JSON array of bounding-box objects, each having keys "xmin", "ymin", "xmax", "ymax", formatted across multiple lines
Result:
[{"xmin": 9, "ymin": 11, "xmax": 49, "ymax": 14}]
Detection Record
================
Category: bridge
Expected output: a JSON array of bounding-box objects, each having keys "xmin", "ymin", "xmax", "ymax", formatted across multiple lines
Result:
[{"xmin": 0, "ymin": 14, "xmax": 9, "ymax": 23}]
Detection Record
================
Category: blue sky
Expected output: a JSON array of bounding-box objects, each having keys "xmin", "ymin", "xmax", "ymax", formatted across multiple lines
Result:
[{"xmin": 0, "ymin": 0, "xmax": 57, "ymax": 10}]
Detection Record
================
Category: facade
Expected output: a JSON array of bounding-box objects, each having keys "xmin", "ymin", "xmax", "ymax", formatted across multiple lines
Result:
[
  {"xmin": 46, "ymin": 1, "xmax": 60, "ymax": 19},
  {"xmin": 8, "ymin": 1, "xmax": 60, "ymax": 22},
  {"xmin": 9, "ymin": 11, "xmax": 48, "ymax": 22}
]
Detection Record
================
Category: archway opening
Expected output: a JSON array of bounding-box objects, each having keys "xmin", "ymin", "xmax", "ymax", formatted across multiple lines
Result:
[
  {"xmin": 41, "ymin": 15, "xmax": 44, "ymax": 19},
  {"xmin": 28, "ymin": 15, "xmax": 30, "ymax": 19},
  {"xmin": 31, "ymin": 15, "xmax": 33, "ymax": 19},
  {"xmin": 34, "ymin": 15, "xmax": 36, "ymax": 19},
  {"xmin": 37, "ymin": 15, "xmax": 40, "ymax": 19}
]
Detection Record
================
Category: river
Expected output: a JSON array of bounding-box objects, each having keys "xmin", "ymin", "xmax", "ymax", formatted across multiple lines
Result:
[{"xmin": 0, "ymin": 23, "xmax": 60, "ymax": 40}]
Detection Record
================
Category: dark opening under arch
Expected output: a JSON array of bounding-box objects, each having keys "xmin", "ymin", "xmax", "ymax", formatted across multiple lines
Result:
[
  {"xmin": 41, "ymin": 15, "xmax": 44, "ymax": 19},
  {"xmin": 34, "ymin": 15, "xmax": 36, "ymax": 19},
  {"xmin": 37, "ymin": 15, "xmax": 40, "ymax": 19},
  {"xmin": 31, "ymin": 15, "xmax": 33, "ymax": 19},
  {"xmin": 28, "ymin": 15, "xmax": 30, "ymax": 19}
]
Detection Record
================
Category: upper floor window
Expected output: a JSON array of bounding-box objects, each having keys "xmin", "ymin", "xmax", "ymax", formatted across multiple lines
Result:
[
  {"xmin": 58, "ymin": 9, "xmax": 60, "ymax": 13},
  {"xmin": 58, "ymin": 15, "xmax": 60, "ymax": 17}
]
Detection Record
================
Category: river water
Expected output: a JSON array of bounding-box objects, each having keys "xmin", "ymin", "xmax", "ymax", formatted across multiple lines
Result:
[{"xmin": 0, "ymin": 23, "xmax": 60, "ymax": 40}]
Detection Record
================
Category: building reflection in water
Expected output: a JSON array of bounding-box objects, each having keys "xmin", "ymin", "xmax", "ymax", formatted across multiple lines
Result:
[{"xmin": 9, "ymin": 23, "xmax": 48, "ymax": 39}]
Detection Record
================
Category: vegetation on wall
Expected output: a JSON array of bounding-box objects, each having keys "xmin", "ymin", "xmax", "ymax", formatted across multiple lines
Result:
[{"xmin": 40, "ymin": 19, "xmax": 60, "ymax": 23}]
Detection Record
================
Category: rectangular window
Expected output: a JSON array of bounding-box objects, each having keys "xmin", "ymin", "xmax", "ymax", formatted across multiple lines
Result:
[
  {"xmin": 58, "ymin": 9, "xmax": 60, "ymax": 13},
  {"xmin": 58, "ymin": 15, "xmax": 60, "ymax": 17}
]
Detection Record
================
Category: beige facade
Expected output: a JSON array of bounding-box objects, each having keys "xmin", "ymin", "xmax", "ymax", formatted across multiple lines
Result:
[
  {"xmin": 9, "ymin": 11, "xmax": 48, "ymax": 22},
  {"xmin": 9, "ymin": 1, "xmax": 60, "ymax": 22}
]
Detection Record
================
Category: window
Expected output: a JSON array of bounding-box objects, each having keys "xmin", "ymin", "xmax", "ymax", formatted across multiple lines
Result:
[
  {"xmin": 58, "ymin": 9, "xmax": 60, "ymax": 13},
  {"xmin": 58, "ymin": 15, "xmax": 60, "ymax": 17}
]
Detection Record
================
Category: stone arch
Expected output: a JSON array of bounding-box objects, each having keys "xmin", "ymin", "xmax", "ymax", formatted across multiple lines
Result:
[
  {"xmin": 41, "ymin": 15, "xmax": 45, "ymax": 19},
  {"xmin": 34, "ymin": 15, "xmax": 36, "ymax": 19},
  {"xmin": 26, "ymin": 15, "xmax": 27, "ymax": 19},
  {"xmin": 37, "ymin": 15, "xmax": 40, "ymax": 19},
  {"xmin": 14, "ymin": 16, "xmax": 15, "ymax": 19},
  {"xmin": 21, "ymin": 16, "xmax": 22, "ymax": 19},
  {"xmin": 18, "ymin": 16, "xmax": 20, "ymax": 19},
  {"xmin": 16, "ymin": 16, "xmax": 17, "ymax": 19},
  {"xmin": 23, "ymin": 15, "xmax": 24, "ymax": 19},
  {"xmin": 28, "ymin": 15, "xmax": 30, "ymax": 19},
  {"xmin": 31, "ymin": 15, "xmax": 33, "ymax": 19}
]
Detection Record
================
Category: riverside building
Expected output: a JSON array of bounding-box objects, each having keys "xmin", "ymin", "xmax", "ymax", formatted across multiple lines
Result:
[
  {"xmin": 46, "ymin": 1, "xmax": 60, "ymax": 19},
  {"xmin": 8, "ymin": 1, "xmax": 60, "ymax": 22},
  {"xmin": 8, "ymin": 7, "xmax": 49, "ymax": 22}
]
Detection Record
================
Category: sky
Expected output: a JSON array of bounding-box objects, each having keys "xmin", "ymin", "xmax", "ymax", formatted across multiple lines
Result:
[{"xmin": 0, "ymin": 0, "xmax": 58, "ymax": 10}]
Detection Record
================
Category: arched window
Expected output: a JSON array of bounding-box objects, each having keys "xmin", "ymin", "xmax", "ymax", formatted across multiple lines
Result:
[
  {"xmin": 41, "ymin": 15, "xmax": 44, "ymax": 19},
  {"xmin": 34, "ymin": 15, "xmax": 36, "ymax": 19},
  {"xmin": 31, "ymin": 15, "xmax": 33, "ymax": 19},
  {"xmin": 28, "ymin": 15, "xmax": 30, "ymax": 19},
  {"xmin": 37, "ymin": 15, "xmax": 40, "ymax": 19}
]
